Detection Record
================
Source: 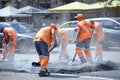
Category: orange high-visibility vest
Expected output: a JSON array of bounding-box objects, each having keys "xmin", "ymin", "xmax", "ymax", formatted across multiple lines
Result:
[
  {"xmin": 34, "ymin": 27, "xmax": 53, "ymax": 48},
  {"xmin": 57, "ymin": 29, "xmax": 66, "ymax": 38},
  {"xmin": 57, "ymin": 29, "xmax": 70, "ymax": 45},
  {"xmin": 76, "ymin": 20, "xmax": 93, "ymax": 42},
  {"xmin": 94, "ymin": 22, "xmax": 105, "ymax": 41},
  {"xmin": 3, "ymin": 27, "xmax": 17, "ymax": 46}
]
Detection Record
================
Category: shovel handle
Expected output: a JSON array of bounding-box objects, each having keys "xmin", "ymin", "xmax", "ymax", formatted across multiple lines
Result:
[
  {"xmin": 31, "ymin": 45, "xmax": 56, "ymax": 67},
  {"xmin": 48, "ymin": 45, "xmax": 56, "ymax": 53},
  {"xmin": 72, "ymin": 53, "xmax": 77, "ymax": 62}
]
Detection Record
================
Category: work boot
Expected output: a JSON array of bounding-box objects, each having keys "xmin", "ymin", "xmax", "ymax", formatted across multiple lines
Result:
[
  {"xmin": 0, "ymin": 57, "xmax": 2, "ymax": 61},
  {"xmin": 7, "ymin": 54, "xmax": 14, "ymax": 61},
  {"xmin": 95, "ymin": 56, "xmax": 103, "ymax": 62},
  {"xmin": 79, "ymin": 56, "xmax": 87, "ymax": 64},
  {"xmin": 0, "ymin": 56, "xmax": 5, "ymax": 62},
  {"xmin": 39, "ymin": 69, "xmax": 50, "ymax": 77},
  {"xmin": 87, "ymin": 58, "xmax": 93, "ymax": 63}
]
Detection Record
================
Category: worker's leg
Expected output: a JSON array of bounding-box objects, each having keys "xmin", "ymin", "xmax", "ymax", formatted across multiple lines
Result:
[
  {"xmin": 35, "ymin": 41, "xmax": 49, "ymax": 77},
  {"xmin": 6, "ymin": 44, "xmax": 15, "ymax": 61},
  {"xmin": 76, "ymin": 48, "xmax": 86, "ymax": 63},
  {"xmin": 0, "ymin": 39, "xmax": 7, "ymax": 61},
  {"xmin": 60, "ymin": 41, "xmax": 69, "ymax": 60},
  {"xmin": 95, "ymin": 41, "xmax": 104, "ymax": 62},
  {"xmin": 59, "ymin": 34, "xmax": 69, "ymax": 60},
  {"xmin": 84, "ymin": 49, "xmax": 92, "ymax": 63},
  {"xmin": 76, "ymin": 41, "xmax": 86, "ymax": 63},
  {"xmin": 7, "ymin": 54, "xmax": 14, "ymax": 61},
  {"xmin": 84, "ymin": 40, "xmax": 92, "ymax": 63}
]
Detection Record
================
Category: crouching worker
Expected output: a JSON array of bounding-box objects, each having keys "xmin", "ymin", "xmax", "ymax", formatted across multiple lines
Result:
[
  {"xmin": 0, "ymin": 26, "xmax": 17, "ymax": 61},
  {"xmin": 34, "ymin": 23, "xmax": 58, "ymax": 77}
]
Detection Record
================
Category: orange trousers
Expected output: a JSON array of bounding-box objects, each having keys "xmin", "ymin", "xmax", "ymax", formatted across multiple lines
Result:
[{"xmin": 39, "ymin": 56, "xmax": 49, "ymax": 70}]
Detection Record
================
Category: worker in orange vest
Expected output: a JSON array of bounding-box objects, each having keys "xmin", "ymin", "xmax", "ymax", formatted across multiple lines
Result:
[
  {"xmin": 89, "ymin": 20, "xmax": 105, "ymax": 62},
  {"xmin": 34, "ymin": 23, "xmax": 58, "ymax": 77},
  {"xmin": 55, "ymin": 28, "xmax": 70, "ymax": 60},
  {"xmin": 0, "ymin": 26, "xmax": 17, "ymax": 61},
  {"xmin": 74, "ymin": 13, "xmax": 94, "ymax": 64}
]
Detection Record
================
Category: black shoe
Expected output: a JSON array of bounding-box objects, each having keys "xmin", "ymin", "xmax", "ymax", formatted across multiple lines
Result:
[
  {"xmin": 32, "ymin": 62, "xmax": 41, "ymax": 67},
  {"xmin": 39, "ymin": 70, "xmax": 50, "ymax": 77}
]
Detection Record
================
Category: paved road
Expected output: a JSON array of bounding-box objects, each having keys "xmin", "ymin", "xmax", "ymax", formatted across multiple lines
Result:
[
  {"xmin": 52, "ymin": 44, "xmax": 120, "ymax": 63},
  {"xmin": 1, "ymin": 71, "xmax": 119, "ymax": 80},
  {"xmin": 0, "ymin": 44, "xmax": 120, "ymax": 80}
]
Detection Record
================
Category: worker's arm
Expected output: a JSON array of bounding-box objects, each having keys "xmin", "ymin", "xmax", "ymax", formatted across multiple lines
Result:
[{"xmin": 52, "ymin": 31, "xmax": 58, "ymax": 47}]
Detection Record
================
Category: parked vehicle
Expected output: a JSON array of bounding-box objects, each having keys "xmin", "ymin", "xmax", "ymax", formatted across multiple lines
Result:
[
  {"xmin": 59, "ymin": 18, "xmax": 120, "ymax": 49},
  {"xmin": 110, "ymin": 17, "xmax": 120, "ymax": 23},
  {"xmin": 0, "ymin": 22, "xmax": 36, "ymax": 53}
]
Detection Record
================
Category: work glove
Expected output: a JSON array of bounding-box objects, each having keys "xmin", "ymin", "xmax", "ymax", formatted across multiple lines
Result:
[
  {"xmin": 54, "ymin": 41, "xmax": 58, "ymax": 47},
  {"xmin": 74, "ymin": 28, "xmax": 78, "ymax": 32},
  {"xmin": 73, "ymin": 40, "xmax": 77, "ymax": 43},
  {"xmin": 73, "ymin": 40, "xmax": 79, "ymax": 43}
]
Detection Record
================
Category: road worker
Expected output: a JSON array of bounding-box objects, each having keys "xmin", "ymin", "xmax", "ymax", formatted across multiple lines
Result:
[
  {"xmin": 74, "ymin": 13, "xmax": 94, "ymax": 64},
  {"xmin": 34, "ymin": 23, "xmax": 58, "ymax": 77},
  {"xmin": 55, "ymin": 28, "xmax": 70, "ymax": 60},
  {"xmin": 89, "ymin": 20, "xmax": 105, "ymax": 62},
  {"xmin": 0, "ymin": 26, "xmax": 17, "ymax": 61},
  {"xmin": 32, "ymin": 27, "xmax": 70, "ymax": 67}
]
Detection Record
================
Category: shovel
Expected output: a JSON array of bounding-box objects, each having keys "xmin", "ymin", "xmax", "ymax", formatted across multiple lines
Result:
[{"xmin": 68, "ymin": 52, "xmax": 77, "ymax": 65}]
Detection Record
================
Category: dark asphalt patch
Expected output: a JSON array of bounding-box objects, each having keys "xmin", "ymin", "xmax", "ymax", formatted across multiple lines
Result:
[
  {"xmin": 0, "ymin": 60, "xmax": 119, "ymax": 74},
  {"xmin": 55, "ymin": 61, "xmax": 119, "ymax": 74}
]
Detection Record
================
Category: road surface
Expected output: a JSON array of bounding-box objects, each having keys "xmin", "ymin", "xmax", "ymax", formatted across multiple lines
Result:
[{"xmin": 0, "ymin": 44, "xmax": 120, "ymax": 80}]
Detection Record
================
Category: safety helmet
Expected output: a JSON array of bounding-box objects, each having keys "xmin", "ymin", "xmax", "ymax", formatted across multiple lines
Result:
[
  {"xmin": 75, "ymin": 13, "xmax": 84, "ymax": 20},
  {"xmin": 50, "ymin": 23, "xmax": 58, "ymax": 30}
]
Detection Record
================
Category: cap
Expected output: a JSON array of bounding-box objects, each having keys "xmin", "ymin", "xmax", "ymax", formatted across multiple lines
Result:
[
  {"xmin": 50, "ymin": 23, "xmax": 58, "ymax": 30},
  {"xmin": 74, "ymin": 13, "xmax": 84, "ymax": 20}
]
